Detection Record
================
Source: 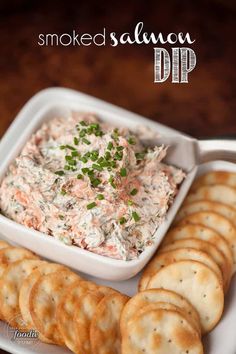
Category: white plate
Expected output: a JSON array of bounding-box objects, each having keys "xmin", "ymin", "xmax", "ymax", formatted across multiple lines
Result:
[{"xmin": 0, "ymin": 160, "xmax": 236, "ymax": 354}]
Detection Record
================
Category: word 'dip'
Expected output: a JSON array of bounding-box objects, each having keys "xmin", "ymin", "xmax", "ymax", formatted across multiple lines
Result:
[{"xmin": 154, "ymin": 48, "xmax": 196, "ymax": 83}]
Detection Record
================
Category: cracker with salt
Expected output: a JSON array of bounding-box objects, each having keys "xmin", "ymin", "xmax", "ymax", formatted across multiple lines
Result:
[
  {"xmin": 139, "ymin": 247, "xmax": 222, "ymax": 292},
  {"xmin": 161, "ymin": 224, "xmax": 233, "ymax": 279},
  {"xmin": 29, "ymin": 270, "xmax": 79, "ymax": 345},
  {"xmin": 0, "ymin": 240, "xmax": 10, "ymax": 249},
  {"xmin": 184, "ymin": 184, "xmax": 236, "ymax": 209},
  {"xmin": 78, "ymin": 280, "xmax": 118, "ymax": 296},
  {"xmin": 90, "ymin": 292, "xmax": 129, "ymax": 354},
  {"xmin": 191, "ymin": 171, "xmax": 236, "ymax": 190},
  {"xmin": 19, "ymin": 263, "xmax": 68, "ymax": 343},
  {"xmin": 179, "ymin": 211, "xmax": 236, "ymax": 271},
  {"xmin": 120, "ymin": 288, "xmax": 200, "ymax": 337},
  {"xmin": 73, "ymin": 291, "xmax": 104, "ymax": 354},
  {"xmin": 0, "ymin": 259, "xmax": 46, "ymax": 328},
  {"xmin": 133, "ymin": 301, "xmax": 201, "ymax": 337},
  {"xmin": 147, "ymin": 260, "xmax": 224, "ymax": 333},
  {"xmin": 56, "ymin": 280, "xmax": 102, "ymax": 352},
  {"xmin": 160, "ymin": 237, "xmax": 229, "ymax": 292},
  {"xmin": 174, "ymin": 200, "xmax": 236, "ymax": 226},
  {"xmin": 0, "ymin": 246, "xmax": 39, "ymax": 275},
  {"xmin": 121, "ymin": 308, "xmax": 203, "ymax": 354},
  {"xmin": 164, "ymin": 223, "xmax": 233, "ymax": 264}
]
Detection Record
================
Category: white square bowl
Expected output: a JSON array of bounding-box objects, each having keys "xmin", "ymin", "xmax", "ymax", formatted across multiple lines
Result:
[{"xmin": 0, "ymin": 87, "xmax": 197, "ymax": 280}]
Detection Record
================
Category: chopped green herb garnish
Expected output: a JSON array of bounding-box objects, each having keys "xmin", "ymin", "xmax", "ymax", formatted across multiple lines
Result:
[
  {"xmin": 77, "ymin": 174, "xmax": 83, "ymax": 179},
  {"xmin": 66, "ymin": 145, "xmax": 76, "ymax": 150},
  {"xmin": 90, "ymin": 123, "xmax": 99, "ymax": 130},
  {"xmin": 130, "ymin": 188, "xmax": 138, "ymax": 196},
  {"xmin": 60, "ymin": 189, "xmax": 67, "ymax": 196},
  {"xmin": 65, "ymin": 155, "xmax": 73, "ymax": 161},
  {"xmin": 98, "ymin": 157, "xmax": 104, "ymax": 164},
  {"xmin": 114, "ymin": 151, "xmax": 123, "ymax": 161},
  {"xmin": 82, "ymin": 167, "xmax": 90, "ymax": 174},
  {"xmin": 109, "ymin": 176, "xmax": 116, "ymax": 189},
  {"xmin": 105, "ymin": 151, "xmax": 111, "ymax": 160},
  {"xmin": 80, "ymin": 120, "xmax": 87, "ymax": 126},
  {"xmin": 74, "ymin": 137, "xmax": 79, "ymax": 145},
  {"xmin": 120, "ymin": 168, "xmax": 127, "ymax": 177},
  {"xmin": 110, "ymin": 161, "xmax": 117, "ymax": 168},
  {"xmin": 64, "ymin": 165, "xmax": 70, "ymax": 171},
  {"xmin": 55, "ymin": 170, "xmax": 65, "ymax": 176},
  {"xmin": 99, "ymin": 160, "xmax": 109, "ymax": 168},
  {"xmin": 135, "ymin": 152, "xmax": 145, "ymax": 160},
  {"xmin": 117, "ymin": 146, "xmax": 124, "ymax": 151},
  {"xmin": 128, "ymin": 136, "xmax": 136, "ymax": 145},
  {"xmin": 119, "ymin": 217, "xmax": 127, "ymax": 225},
  {"xmin": 91, "ymin": 178, "xmax": 102, "ymax": 187},
  {"xmin": 97, "ymin": 194, "xmax": 104, "ymax": 200},
  {"xmin": 87, "ymin": 169, "xmax": 94, "ymax": 177},
  {"xmin": 112, "ymin": 128, "xmax": 120, "ymax": 141},
  {"xmin": 92, "ymin": 164, "xmax": 103, "ymax": 172},
  {"xmin": 79, "ymin": 129, "xmax": 86, "ymax": 138},
  {"xmin": 68, "ymin": 160, "xmax": 76, "ymax": 166},
  {"xmin": 82, "ymin": 138, "xmax": 91, "ymax": 145},
  {"xmin": 87, "ymin": 202, "xmax": 97, "ymax": 210},
  {"xmin": 60, "ymin": 145, "xmax": 66, "ymax": 150},
  {"xmin": 71, "ymin": 151, "xmax": 79, "ymax": 157},
  {"xmin": 132, "ymin": 211, "xmax": 141, "ymax": 222},
  {"xmin": 84, "ymin": 151, "xmax": 91, "ymax": 159},
  {"xmin": 80, "ymin": 156, "xmax": 88, "ymax": 163},
  {"xmin": 107, "ymin": 142, "xmax": 113, "ymax": 151},
  {"xmin": 59, "ymin": 215, "xmax": 64, "ymax": 220},
  {"xmin": 127, "ymin": 200, "xmax": 134, "ymax": 206},
  {"xmin": 95, "ymin": 130, "xmax": 103, "ymax": 137},
  {"xmin": 90, "ymin": 151, "xmax": 99, "ymax": 161}
]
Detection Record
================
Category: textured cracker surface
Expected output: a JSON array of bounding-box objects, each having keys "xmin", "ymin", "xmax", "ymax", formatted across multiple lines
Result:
[
  {"xmin": 90, "ymin": 293, "xmax": 129, "ymax": 354},
  {"xmin": 121, "ymin": 308, "xmax": 203, "ymax": 354},
  {"xmin": 120, "ymin": 289, "xmax": 200, "ymax": 336},
  {"xmin": 147, "ymin": 260, "xmax": 224, "ymax": 333}
]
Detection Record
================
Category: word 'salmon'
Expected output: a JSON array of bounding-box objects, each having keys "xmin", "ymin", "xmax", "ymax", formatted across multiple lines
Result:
[{"xmin": 38, "ymin": 22, "xmax": 196, "ymax": 83}]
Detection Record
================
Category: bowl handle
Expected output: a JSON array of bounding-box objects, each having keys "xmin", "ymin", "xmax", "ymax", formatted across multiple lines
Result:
[{"xmin": 198, "ymin": 139, "xmax": 236, "ymax": 163}]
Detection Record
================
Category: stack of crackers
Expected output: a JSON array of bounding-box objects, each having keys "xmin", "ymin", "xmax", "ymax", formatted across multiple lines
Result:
[
  {"xmin": 0, "ymin": 241, "xmax": 129, "ymax": 353},
  {"xmin": 128, "ymin": 171, "xmax": 236, "ymax": 353}
]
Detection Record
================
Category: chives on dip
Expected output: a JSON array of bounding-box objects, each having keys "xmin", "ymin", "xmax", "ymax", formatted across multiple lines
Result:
[{"xmin": 0, "ymin": 112, "xmax": 185, "ymax": 260}]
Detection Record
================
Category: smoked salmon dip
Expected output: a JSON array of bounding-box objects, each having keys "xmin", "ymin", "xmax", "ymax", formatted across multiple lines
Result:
[{"xmin": 0, "ymin": 112, "xmax": 185, "ymax": 260}]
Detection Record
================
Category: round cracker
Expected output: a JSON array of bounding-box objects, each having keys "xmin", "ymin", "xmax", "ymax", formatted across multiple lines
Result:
[
  {"xmin": 19, "ymin": 263, "xmax": 68, "ymax": 343},
  {"xmin": 184, "ymin": 184, "xmax": 236, "ymax": 209},
  {"xmin": 122, "ymin": 308, "xmax": 203, "ymax": 354},
  {"xmin": 78, "ymin": 280, "xmax": 118, "ymax": 296},
  {"xmin": 0, "ymin": 259, "xmax": 46, "ymax": 328},
  {"xmin": 120, "ymin": 288, "xmax": 201, "ymax": 337},
  {"xmin": 56, "ymin": 280, "xmax": 102, "ymax": 352},
  {"xmin": 191, "ymin": 171, "xmax": 236, "ymax": 190},
  {"xmin": 29, "ymin": 270, "xmax": 79, "ymax": 345},
  {"xmin": 162, "ymin": 224, "xmax": 233, "ymax": 271},
  {"xmin": 73, "ymin": 291, "xmax": 104, "ymax": 354},
  {"xmin": 160, "ymin": 238, "xmax": 229, "ymax": 292},
  {"xmin": 0, "ymin": 240, "xmax": 10, "ymax": 249},
  {"xmin": 139, "ymin": 247, "xmax": 223, "ymax": 292},
  {"xmin": 134, "ymin": 302, "xmax": 201, "ymax": 337},
  {"xmin": 0, "ymin": 246, "xmax": 39, "ymax": 320},
  {"xmin": 0, "ymin": 247, "xmax": 39, "ymax": 264},
  {"xmin": 174, "ymin": 200, "xmax": 236, "ymax": 227},
  {"xmin": 90, "ymin": 292, "xmax": 129, "ymax": 354},
  {"xmin": 147, "ymin": 260, "xmax": 224, "ymax": 333},
  {"xmin": 179, "ymin": 211, "xmax": 236, "ymax": 271}
]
